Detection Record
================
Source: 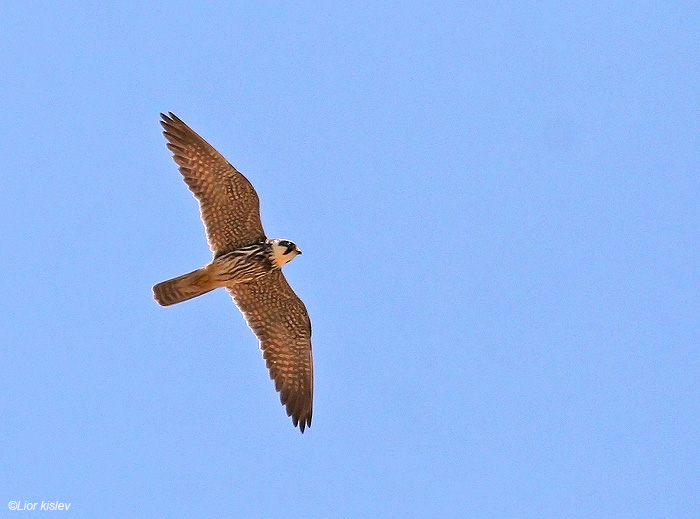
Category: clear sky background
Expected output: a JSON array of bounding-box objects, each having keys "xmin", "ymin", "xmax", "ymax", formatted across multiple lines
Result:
[{"xmin": 1, "ymin": 2, "xmax": 698, "ymax": 518}]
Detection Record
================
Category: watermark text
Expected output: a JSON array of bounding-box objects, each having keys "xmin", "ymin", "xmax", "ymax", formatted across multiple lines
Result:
[{"xmin": 8, "ymin": 501, "xmax": 71, "ymax": 511}]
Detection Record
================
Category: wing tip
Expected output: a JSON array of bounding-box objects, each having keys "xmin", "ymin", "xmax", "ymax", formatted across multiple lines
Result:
[
  {"xmin": 294, "ymin": 413, "xmax": 312, "ymax": 434},
  {"xmin": 160, "ymin": 111, "xmax": 179, "ymax": 123},
  {"xmin": 279, "ymin": 384, "xmax": 313, "ymax": 433},
  {"xmin": 160, "ymin": 112, "xmax": 186, "ymax": 135}
]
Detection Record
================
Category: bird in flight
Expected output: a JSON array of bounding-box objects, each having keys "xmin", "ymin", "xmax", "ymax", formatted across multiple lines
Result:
[{"xmin": 152, "ymin": 113, "xmax": 313, "ymax": 432}]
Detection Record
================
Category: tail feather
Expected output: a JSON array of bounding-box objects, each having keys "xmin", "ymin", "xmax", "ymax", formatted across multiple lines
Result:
[{"xmin": 153, "ymin": 267, "xmax": 216, "ymax": 306}]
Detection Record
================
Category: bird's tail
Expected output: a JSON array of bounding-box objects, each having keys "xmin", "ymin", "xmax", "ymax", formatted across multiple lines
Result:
[{"xmin": 153, "ymin": 267, "xmax": 217, "ymax": 306}]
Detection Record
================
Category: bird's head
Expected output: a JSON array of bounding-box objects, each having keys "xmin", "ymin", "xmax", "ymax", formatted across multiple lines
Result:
[{"xmin": 271, "ymin": 239, "xmax": 302, "ymax": 268}]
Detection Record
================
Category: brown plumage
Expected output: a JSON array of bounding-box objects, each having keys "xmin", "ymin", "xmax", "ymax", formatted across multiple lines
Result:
[
  {"xmin": 160, "ymin": 113, "xmax": 265, "ymax": 253},
  {"xmin": 228, "ymin": 271, "xmax": 313, "ymax": 431},
  {"xmin": 154, "ymin": 113, "xmax": 313, "ymax": 432}
]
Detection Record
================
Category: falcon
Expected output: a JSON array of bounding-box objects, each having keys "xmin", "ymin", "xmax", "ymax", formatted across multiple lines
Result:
[{"xmin": 152, "ymin": 113, "xmax": 313, "ymax": 432}]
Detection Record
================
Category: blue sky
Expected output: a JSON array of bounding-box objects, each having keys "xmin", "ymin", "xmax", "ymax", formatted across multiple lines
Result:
[{"xmin": 1, "ymin": 2, "xmax": 699, "ymax": 517}]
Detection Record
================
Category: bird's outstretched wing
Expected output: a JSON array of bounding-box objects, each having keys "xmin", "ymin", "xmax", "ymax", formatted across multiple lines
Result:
[
  {"xmin": 160, "ymin": 112, "xmax": 266, "ymax": 255},
  {"xmin": 228, "ymin": 270, "xmax": 313, "ymax": 432}
]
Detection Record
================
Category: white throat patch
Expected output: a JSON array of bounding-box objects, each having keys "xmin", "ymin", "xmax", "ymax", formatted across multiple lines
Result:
[{"xmin": 271, "ymin": 240, "xmax": 299, "ymax": 268}]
